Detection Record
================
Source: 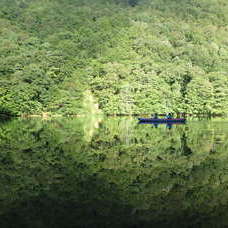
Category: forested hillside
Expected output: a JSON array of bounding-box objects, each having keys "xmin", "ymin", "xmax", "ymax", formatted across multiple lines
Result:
[{"xmin": 0, "ymin": 0, "xmax": 228, "ymax": 116}]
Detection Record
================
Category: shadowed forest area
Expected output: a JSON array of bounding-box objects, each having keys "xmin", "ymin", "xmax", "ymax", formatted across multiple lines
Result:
[
  {"xmin": 0, "ymin": 0, "xmax": 228, "ymax": 116},
  {"xmin": 0, "ymin": 117, "xmax": 228, "ymax": 227}
]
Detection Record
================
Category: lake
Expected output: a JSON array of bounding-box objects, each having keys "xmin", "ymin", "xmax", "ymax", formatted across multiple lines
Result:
[{"xmin": 0, "ymin": 117, "xmax": 228, "ymax": 228}]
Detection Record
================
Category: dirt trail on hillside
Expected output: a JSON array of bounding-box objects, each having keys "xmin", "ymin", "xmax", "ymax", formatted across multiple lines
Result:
[{"xmin": 83, "ymin": 90, "xmax": 100, "ymax": 114}]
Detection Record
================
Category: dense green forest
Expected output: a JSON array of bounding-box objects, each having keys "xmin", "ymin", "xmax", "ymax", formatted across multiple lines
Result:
[
  {"xmin": 0, "ymin": 0, "xmax": 228, "ymax": 116},
  {"xmin": 0, "ymin": 117, "xmax": 228, "ymax": 227}
]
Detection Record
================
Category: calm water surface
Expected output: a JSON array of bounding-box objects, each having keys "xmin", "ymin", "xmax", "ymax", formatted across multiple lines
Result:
[{"xmin": 0, "ymin": 117, "xmax": 228, "ymax": 228}]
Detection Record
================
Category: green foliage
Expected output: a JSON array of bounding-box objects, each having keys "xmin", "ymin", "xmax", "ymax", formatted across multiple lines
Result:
[
  {"xmin": 0, "ymin": 0, "xmax": 228, "ymax": 115},
  {"xmin": 0, "ymin": 117, "xmax": 228, "ymax": 227}
]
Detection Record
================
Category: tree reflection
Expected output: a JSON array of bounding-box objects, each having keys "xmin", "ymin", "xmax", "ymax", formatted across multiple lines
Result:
[{"xmin": 0, "ymin": 117, "xmax": 228, "ymax": 227}]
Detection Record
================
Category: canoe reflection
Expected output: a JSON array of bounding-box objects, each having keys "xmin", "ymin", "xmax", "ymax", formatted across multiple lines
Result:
[{"xmin": 138, "ymin": 122, "xmax": 186, "ymax": 129}]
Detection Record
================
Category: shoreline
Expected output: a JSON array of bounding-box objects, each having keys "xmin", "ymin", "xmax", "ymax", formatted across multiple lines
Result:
[{"xmin": 1, "ymin": 112, "xmax": 227, "ymax": 119}]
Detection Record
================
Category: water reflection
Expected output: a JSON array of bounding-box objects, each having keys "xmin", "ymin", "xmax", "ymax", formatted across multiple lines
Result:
[
  {"xmin": 138, "ymin": 121, "xmax": 187, "ymax": 130},
  {"xmin": 0, "ymin": 117, "xmax": 228, "ymax": 227}
]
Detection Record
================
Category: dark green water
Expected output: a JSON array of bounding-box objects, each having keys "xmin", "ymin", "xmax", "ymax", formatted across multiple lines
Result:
[{"xmin": 0, "ymin": 117, "xmax": 228, "ymax": 228}]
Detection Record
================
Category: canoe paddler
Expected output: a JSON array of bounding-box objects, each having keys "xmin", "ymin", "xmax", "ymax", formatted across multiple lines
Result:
[
  {"xmin": 152, "ymin": 113, "xmax": 158, "ymax": 119},
  {"xmin": 166, "ymin": 113, "xmax": 172, "ymax": 119}
]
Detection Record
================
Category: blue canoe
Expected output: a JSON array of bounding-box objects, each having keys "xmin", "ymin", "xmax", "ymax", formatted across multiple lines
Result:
[{"xmin": 138, "ymin": 118, "xmax": 186, "ymax": 123}]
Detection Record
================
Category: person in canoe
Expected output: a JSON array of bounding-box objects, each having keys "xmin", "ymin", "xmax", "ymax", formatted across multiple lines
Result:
[
  {"xmin": 152, "ymin": 113, "xmax": 159, "ymax": 119},
  {"xmin": 166, "ymin": 113, "xmax": 172, "ymax": 119}
]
